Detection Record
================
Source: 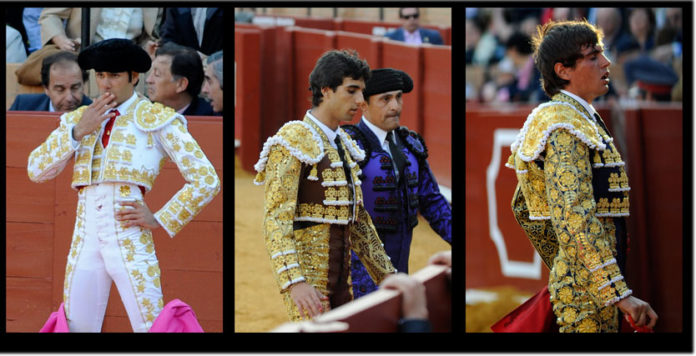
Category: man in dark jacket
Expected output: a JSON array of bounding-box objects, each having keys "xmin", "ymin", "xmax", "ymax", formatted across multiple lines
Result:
[
  {"xmin": 342, "ymin": 68, "xmax": 451, "ymax": 298},
  {"xmin": 10, "ymin": 51, "xmax": 91, "ymax": 112},
  {"xmin": 385, "ymin": 8, "xmax": 444, "ymax": 45},
  {"xmin": 145, "ymin": 42, "xmax": 216, "ymax": 116}
]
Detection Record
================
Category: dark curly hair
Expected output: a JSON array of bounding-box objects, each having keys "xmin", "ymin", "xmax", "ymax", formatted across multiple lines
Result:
[
  {"xmin": 308, "ymin": 49, "xmax": 371, "ymax": 107},
  {"xmin": 531, "ymin": 20, "xmax": 605, "ymax": 97}
]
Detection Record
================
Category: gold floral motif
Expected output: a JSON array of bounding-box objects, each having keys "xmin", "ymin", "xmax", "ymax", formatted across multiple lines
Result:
[{"xmin": 577, "ymin": 318, "xmax": 598, "ymax": 333}]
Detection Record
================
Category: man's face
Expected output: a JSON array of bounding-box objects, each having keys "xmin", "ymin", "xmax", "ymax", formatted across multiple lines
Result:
[
  {"xmin": 96, "ymin": 71, "xmax": 137, "ymax": 105},
  {"xmin": 201, "ymin": 64, "xmax": 223, "ymax": 112},
  {"xmin": 401, "ymin": 8, "xmax": 420, "ymax": 33},
  {"xmin": 559, "ymin": 44, "xmax": 611, "ymax": 103},
  {"xmin": 322, "ymin": 77, "xmax": 365, "ymax": 124},
  {"xmin": 361, "ymin": 90, "xmax": 403, "ymax": 132},
  {"xmin": 146, "ymin": 55, "xmax": 182, "ymax": 106},
  {"xmin": 44, "ymin": 62, "xmax": 84, "ymax": 112}
]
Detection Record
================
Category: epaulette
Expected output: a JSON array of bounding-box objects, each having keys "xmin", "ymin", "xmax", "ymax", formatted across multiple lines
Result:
[
  {"xmin": 134, "ymin": 101, "xmax": 187, "ymax": 132},
  {"xmin": 253, "ymin": 121, "xmax": 325, "ymax": 185},
  {"xmin": 337, "ymin": 127, "xmax": 366, "ymax": 163},
  {"xmin": 61, "ymin": 105, "xmax": 89, "ymax": 125},
  {"xmin": 396, "ymin": 126, "xmax": 428, "ymax": 160},
  {"xmin": 510, "ymin": 101, "xmax": 605, "ymax": 162},
  {"xmin": 339, "ymin": 124, "xmax": 370, "ymax": 167}
]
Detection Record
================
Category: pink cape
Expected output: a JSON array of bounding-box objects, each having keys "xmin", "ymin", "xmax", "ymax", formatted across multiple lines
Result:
[{"xmin": 39, "ymin": 299, "xmax": 204, "ymax": 333}]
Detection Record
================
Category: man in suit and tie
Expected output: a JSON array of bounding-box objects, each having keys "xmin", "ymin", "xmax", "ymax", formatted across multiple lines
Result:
[
  {"xmin": 145, "ymin": 42, "xmax": 216, "ymax": 116},
  {"xmin": 159, "ymin": 7, "xmax": 223, "ymax": 58},
  {"xmin": 9, "ymin": 51, "xmax": 92, "ymax": 112},
  {"xmin": 385, "ymin": 8, "xmax": 444, "ymax": 45}
]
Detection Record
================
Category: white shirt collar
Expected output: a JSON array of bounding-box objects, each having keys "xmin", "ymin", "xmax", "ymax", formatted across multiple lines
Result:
[
  {"xmin": 48, "ymin": 100, "xmax": 56, "ymax": 113},
  {"xmin": 114, "ymin": 91, "xmax": 139, "ymax": 114},
  {"xmin": 306, "ymin": 110, "xmax": 339, "ymax": 148},
  {"xmin": 560, "ymin": 89, "xmax": 598, "ymax": 118},
  {"xmin": 362, "ymin": 115, "xmax": 391, "ymax": 148}
]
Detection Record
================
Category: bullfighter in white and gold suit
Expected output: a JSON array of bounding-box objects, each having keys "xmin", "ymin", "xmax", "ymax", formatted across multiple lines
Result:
[
  {"xmin": 254, "ymin": 50, "xmax": 395, "ymax": 322},
  {"xmin": 27, "ymin": 39, "xmax": 220, "ymax": 332}
]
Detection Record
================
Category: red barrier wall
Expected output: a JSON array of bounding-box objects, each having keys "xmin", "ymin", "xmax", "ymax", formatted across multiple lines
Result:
[
  {"xmin": 465, "ymin": 103, "xmax": 683, "ymax": 332},
  {"xmin": 6, "ymin": 112, "xmax": 223, "ymax": 332},
  {"xmin": 234, "ymin": 24, "xmax": 452, "ymax": 190},
  {"xmin": 235, "ymin": 28, "xmax": 262, "ymax": 172}
]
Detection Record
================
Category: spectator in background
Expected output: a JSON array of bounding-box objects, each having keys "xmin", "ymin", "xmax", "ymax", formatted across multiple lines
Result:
[
  {"xmin": 146, "ymin": 42, "xmax": 215, "ymax": 116},
  {"xmin": 594, "ymin": 8, "xmax": 633, "ymax": 63},
  {"xmin": 624, "ymin": 55, "xmax": 679, "ymax": 102},
  {"xmin": 623, "ymin": 8, "xmax": 656, "ymax": 59},
  {"xmin": 494, "ymin": 31, "xmax": 541, "ymax": 103},
  {"xmin": 235, "ymin": 8, "xmax": 255, "ymax": 23},
  {"xmin": 10, "ymin": 51, "xmax": 92, "ymax": 112},
  {"xmin": 39, "ymin": 8, "xmax": 161, "ymax": 56},
  {"xmin": 22, "ymin": 8, "xmax": 43, "ymax": 54},
  {"xmin": 201, "ymin": 51, "xmax": 223, "ymax": 114},
  {"xmin": 7, "ymin": 25, "xmax": 28, "ymax": 63},
  {"xmin": 159, "ymin": 8, "xmax": 223, "ymax": 59},
  {"xmin": 385, "ymin": 8, "xmax": 444, "ymax": 45}
]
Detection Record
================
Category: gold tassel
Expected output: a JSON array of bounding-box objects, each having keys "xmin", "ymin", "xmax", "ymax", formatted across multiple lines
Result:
[
  {"xmin": 593, "ymin": 150, "xmax": 603, "ymax": 166},
  {"xmin": 308, "ymin": 164, "xmax": 318, "ymax": 181}
]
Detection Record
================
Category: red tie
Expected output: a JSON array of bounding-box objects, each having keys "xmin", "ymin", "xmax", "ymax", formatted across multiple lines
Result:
[{"xmin": 102, "ymin": 109, "xmax": 120, "ymax": 147}]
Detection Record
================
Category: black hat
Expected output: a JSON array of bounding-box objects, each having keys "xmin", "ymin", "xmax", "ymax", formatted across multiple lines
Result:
[
  {"xmin": 363, "ymin": 68, "xmax": 413, "ymax": 98},
  {"xmin": 78, "ymin": 38, "xmax": 151, "ymax": 73}
]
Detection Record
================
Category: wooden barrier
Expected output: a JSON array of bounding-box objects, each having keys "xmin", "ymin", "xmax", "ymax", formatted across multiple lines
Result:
[
  {"xmin": 6, "ymin": 111, "xmax": 224, "ymax": 332},
  {"xmin": 235, "ymin": 28, "xmax": 262, "ymax": 172},
  {"xmin": 271, "ymin": 264, "xmax": 451, "ymax": 332},
  {"xmin": 465, "ymin": 103, "xmax": 684, "ymax": 332}
]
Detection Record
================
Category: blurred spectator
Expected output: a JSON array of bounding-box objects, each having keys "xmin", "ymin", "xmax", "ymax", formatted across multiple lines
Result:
[
  {"xmin": 235, "ymin": 8, "xmax": 255, "ymax": 23},
  {"xmin": 9, "ymin": 51, "xmax": 92, "ymax": 112},
  {"xmin": 624, "ymin": 55, "xmax": 678, "ymax": 102},
  {"xmin": 469, "ymin": 9, "xmax": 503, "ymax": 66},
  {"xmin": 22, "ymin": 8, "xmax": 43, "ymax": 53},
  {"xmin": 594, "ymin": 8, "xmax": 633, "ymax": 62},
  {"xmin": 159, "ymin": 8, "xmax": 223, "ymax": 58},
  {"xmin": 623, "ymin": 8, "xmax": 656, "ymax": 58},
  {"xmin": 7, "ymin": 25, "xmax": 28, "ymax": 63},
  {"xmin": 201, "ymin": 51, "xmax": 223, "ymax": 114},
  {"xmin": 385, "ymin": 8, "xmax": 443, "ymax": 45},
  {"xmin": 39, "ymin": 8, "xmax": 161, "ymax": 55},
  {"xmin": 146, "ymin": 42, "xmax": 215, "ymax": 116}
]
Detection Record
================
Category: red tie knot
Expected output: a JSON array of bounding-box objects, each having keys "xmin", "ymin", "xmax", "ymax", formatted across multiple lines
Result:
[{"xmin": 110, "ymin": 109, "xmax": 121, "ymax": 117}]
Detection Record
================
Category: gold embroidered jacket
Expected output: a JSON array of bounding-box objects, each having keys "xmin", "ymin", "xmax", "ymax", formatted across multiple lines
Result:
[
  {"xmin": 507, "ymin": 93, "xmax": 632, "ymax": 308},
  {"xmin": 27, "ymin": 96, "xmax": 220, "ymax": 237},
  {"xmin": 254, "ymin": 116, "xmax": 396, "ymax": 293}
]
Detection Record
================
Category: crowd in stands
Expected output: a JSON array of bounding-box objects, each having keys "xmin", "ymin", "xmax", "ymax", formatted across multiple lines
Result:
[
  {"xmin": 6, "ymin": 7, "xmax": 224, "ymax": 115},
  {"xmin": 466, "ymin": 8, "xmax": 683, "ymax": 104}
]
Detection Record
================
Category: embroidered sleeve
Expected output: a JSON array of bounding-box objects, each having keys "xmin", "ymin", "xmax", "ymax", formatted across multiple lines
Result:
[
  {"xmin": 350, "ymin": 205, "xmax": 397, "ymax": 283},
  {"xmin": 262, "ymin": 144, "xmax": 307, "ymax": 292},
  {"xmin": 153, "ymin": 117, "xmax": 220, "ymax": 237},
  {"xmin": 544, "ymin": 129, "xmax": 631, "ymax": 306},
  {"xmin": 417, "ymin": 159, "xmax": 452, "ymax": 243},
  {"xmin": 27, "ymin": 109, "xmax": 84, "ymax": 183}
]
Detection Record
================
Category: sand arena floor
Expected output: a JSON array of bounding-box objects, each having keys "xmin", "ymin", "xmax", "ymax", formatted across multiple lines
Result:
[{"xmin": 234, "ymin": 155, "xmax": 451, "ymax": 332}]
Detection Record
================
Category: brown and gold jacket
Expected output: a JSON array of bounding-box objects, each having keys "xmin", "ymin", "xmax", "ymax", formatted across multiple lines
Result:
[{"xmin": 254, "ymin": 115, "xmax": 395, "ymax": 293}]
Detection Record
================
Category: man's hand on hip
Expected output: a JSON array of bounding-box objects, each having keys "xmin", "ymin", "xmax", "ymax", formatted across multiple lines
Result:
[{"xmin": 116, "ymin": 200, "xmax": 161, "ymax": 230}]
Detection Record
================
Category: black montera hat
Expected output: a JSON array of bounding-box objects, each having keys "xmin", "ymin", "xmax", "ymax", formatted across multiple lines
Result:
[
  {"xmin": 78, "ymin": 38, "xmax": 151, "ymax": 73},
  {"xmin": 363, "ymin": 68, "xmax": 413, "ymax": 98}
]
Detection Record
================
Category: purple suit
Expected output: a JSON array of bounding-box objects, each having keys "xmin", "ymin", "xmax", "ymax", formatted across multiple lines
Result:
[{"xmin": 343, "ymin": 120, "xmax": 451, "ymax": 298}]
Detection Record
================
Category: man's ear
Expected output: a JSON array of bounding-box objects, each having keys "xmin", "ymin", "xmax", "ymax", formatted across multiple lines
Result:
[
  {"xmin": 554, "ymin": 62, "xmax": 571, "ymax": 81},
  {"xmin": 176, "ymin": 77, "xmax": 189, "ymax": 94}
]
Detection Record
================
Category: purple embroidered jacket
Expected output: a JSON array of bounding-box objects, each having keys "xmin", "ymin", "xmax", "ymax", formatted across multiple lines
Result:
[{"xmin": 342, "ymin": 120, "xmax": 452, "ymax": 298}]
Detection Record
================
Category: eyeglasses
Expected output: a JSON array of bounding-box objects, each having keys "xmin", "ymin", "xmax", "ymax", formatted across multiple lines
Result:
[{"xmin": 401, "ymin": 13, "xmax": 419, "ymax": 20}]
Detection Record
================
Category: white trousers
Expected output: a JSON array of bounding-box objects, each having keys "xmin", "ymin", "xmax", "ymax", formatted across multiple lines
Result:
[{"xmin": 63, "ymin": 183, "xmax": 163, "ymax": 332}]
